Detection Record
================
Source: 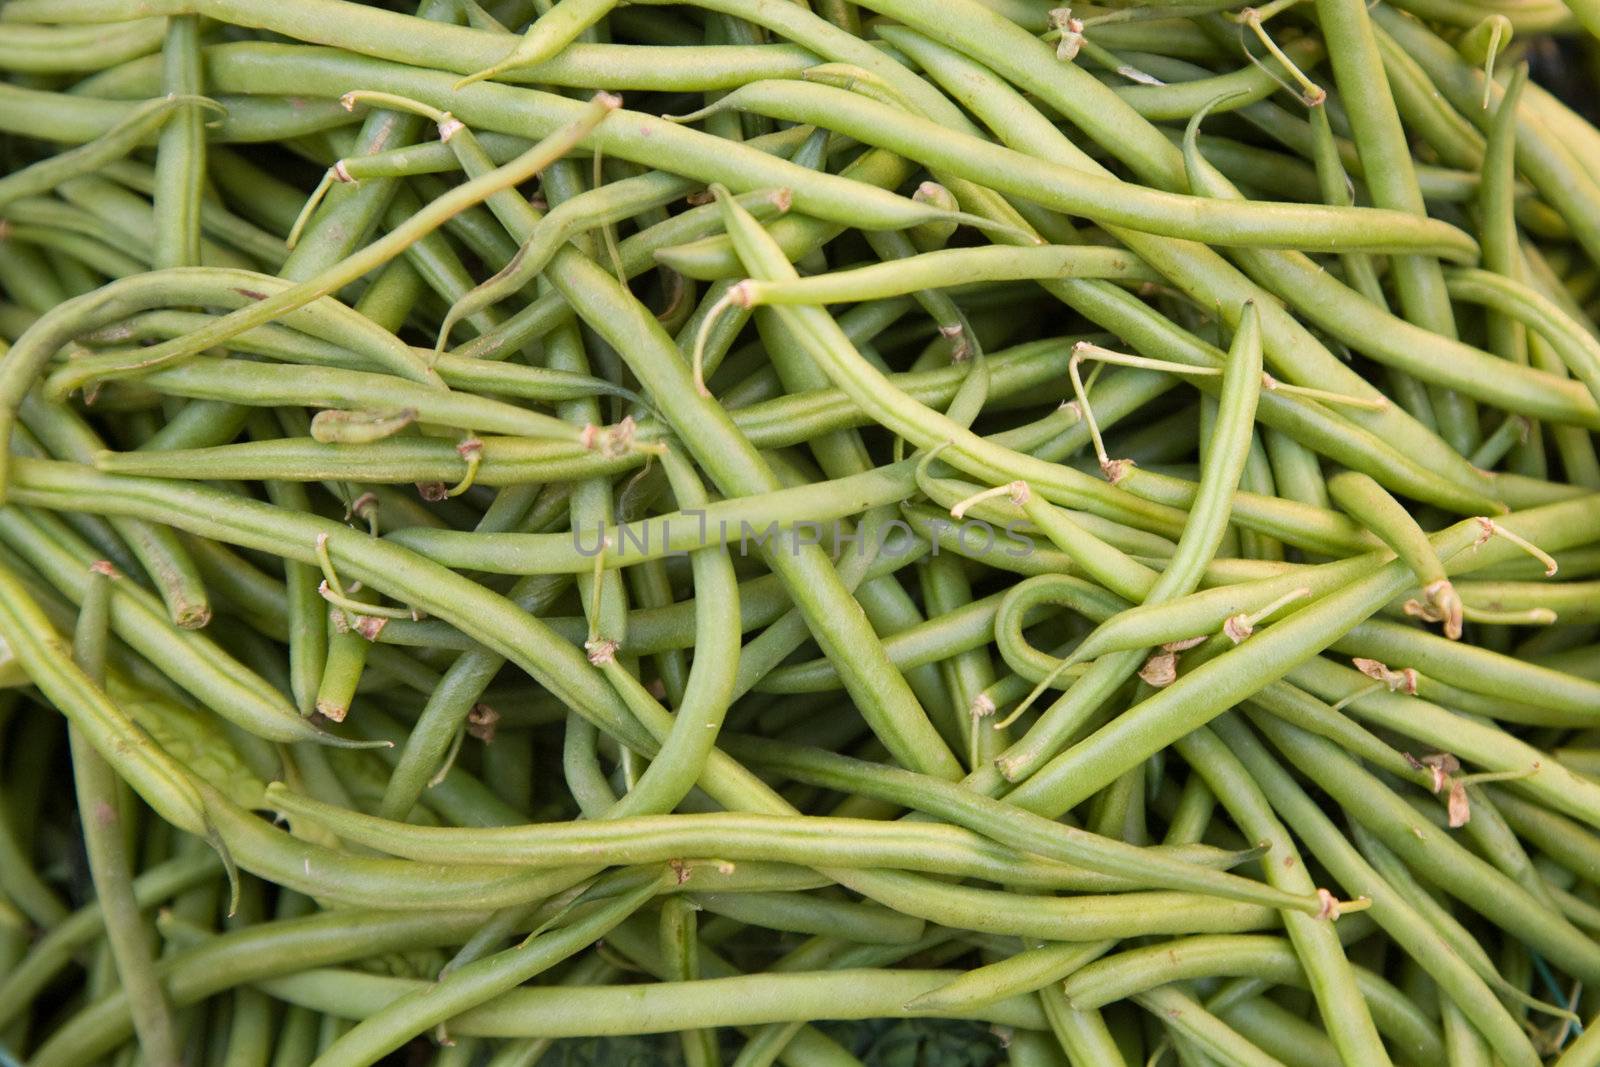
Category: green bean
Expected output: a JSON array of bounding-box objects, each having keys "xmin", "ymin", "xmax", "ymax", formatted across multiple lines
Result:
[
  {"xmin": 1, "ymin": 274, "xmax": 442, "ymax": 493},
  {"xmin": 0, "ymin": 15, "xmax": 165, "ymax": 72},
  {"xmin": 1251, "ymin": 712, "xmax": 1600, "ymax": 984},
  {"xmin": 15, "ymin": 381, "xmax": 214, "ymax": 636},
  {"xmin": 389, "ymin": 459, "xmax": 915, "ymax": 573},
  {"xmin": 31, "ymin": 1, "xmax": 818, "ymax": 90},
  {"xmin": 1173, "ymin": 722, "xmax": 1396, "ymax": 1067},
  {"xmin": 721, "ymin": 734, "xmax": 1327, "ymax": 915},
  {"xmin": 715, "ymin": 190, "xmax": 1179, "ymax": 530},
  {"xmin": 1037, "ymin": 984, "xmax": 1128, "ymax": 1066},
  {"xmin": 562, "ymin": 285, "xmax": 958, "ymax": 775},
  {"xmin": 457, "ymin": 0, "xmax": 621, "ymax": 87},
  {"xmin": 1469, "ymin": 413, "xmax": 1531, "ymax": 471},
  {"xmin": 881, "ymin": 24, "xmax": 1510, "ymax": 516},
  {"xmin": 308, "ymin": 868, "xmax": 667, "ymax": 1067},
  {"xmin": 313, "ymin": 586, "xmax": 373, "ymax": 723},
  {"xmin": 377, "ymin": 575, "xmax": 568, "ymax": 821},
  {"xmin": 597, "ymin": 449, "xmax": 741, "ymax": 815},
  {"xmin": 0, "ymin": 851, "xmax": 219, "ymax": 1033},
  {"xmin": 1348, "ymin": 821, "xmax": 1565, "ymax": 1028},
  {"xmin": 37, "ymin": 95, "xmax": 615, "ymax": 406},
  {"xmin": 430, "ymin": 101, "xmax": 974, "ymax": 785},
  {"xmin": 12, "ymin": 456, "xmax": 662, "ymax": 756},
  {"xmin": 101, "ymin": 159, "xmax": 286, "ymax": 268},
  {"xmin": 209, "ymin": 24, "xmax": 1484, "ymax": 502},
  {"xmin": 378, "ymin": 181, "xmax": 510, "ymax": 342},
  {"xmin": 1335, "ymin": 27, "xmax": 1475, "ymax": 455},
  {"xmin": 0, "ymin": 744, "xmax": 66, "ymax": 935},
  {"xmin": 1521, "ymin": 253, "xmax": 1600, "ymax": 489},
  {"xmin": 1372, "ymin": 9, "xmax": 1594, "ymax": 262},
  {"xmin": 9, "ymin": 1, "xmax": 1600, "ymax": 1059},
  {"xmin": 440, "ymin": 168, "xmax": 707, "ymax": 349},
  {"xmin": 1287, "ymin": 656, "xmax": 1600, "ymax": 828},
  {"xmin": 4, "ymin": 223, "xmax": 147, "ymax": 279},
  {"xmin": 1113, "ymin": 38, "xmax": 1328, "ymax": 121},
  {"xmin": 691, "ymin": 888, "xmax": 924, "ymax": 944},
  {"xmin": 835, "ymin": 873, "xmax": 1278, "ymax": 942},
  {"xmin": 1134, "ymin": 985, "xmax": 1288, "ymax": 1067},
  {"xmin": 21, "ymin": 181, "xmax": 158, "ymax": 259},
  {"xmin": 1330, "ymin": 616, "xmax": 1600, "ymax": 719},
  {"xmin": 1479, "ymin": 64, "xmax": 1531, "ymax": 393},
  {"xmin": 637, "ymin": 335, "xmax": 1084, "ymax": 447},
  {"xmin": 28, "ymin": 903, "xmax": 501, "ymax": 1067},
  {"xmin": 991, "ymin": 574, "xmax": 1124, "ymax": 683},
  {"xmin": 1217, "ymin": 997, "xmax": 1344, "ymax": 1067},
  {"xmin": 0, "ymin": 504, "xmax": 314, "ymax": 746},
  {"xmin": 544, "ymin": 155, "xmax": 641, "ymax": 696},
  {"xmin": 754, "ymin": 587, "xmax": 1008, "ymax": 695},
  {"xmin": 0, "ymin": 94, "xmax": 218, "ymax": 211},
  {"xmin": 459, "ymin": 184, "xmax": 794, "ymax": 360},
  {"xmin": 94, "ymin": 434, "xmax": 644, "ymax": 487},
  {"xmin": 247, "ymin": 966, "xmax": 1048, "ymax": 1039},
  {"xmin": 729, "ymin": 246, "xmax": 1160, "ymax": 309},
  {"xmin": 68, "ymin": 562, "xmax": 182, "ymax": 1067},
  {"xmin": 1184, "ymin": 108, "xmax": 1598, "ymax": 433},
  {"xmin": 246, "ymin": 430, "xmax": 324, "ymax": 720},
  {"xmin": 265, "ymin": 782, "xmax": 1266, "ymax": 892},
  {"xmin": 152, "ymin": 17, "xmax": 206, "ymax": 273},
  {"xmin": 686, "ymin": 79, "xmax": 1475, "ymax": 258},
  {"xmin": 656, "ymin": 894, "xmax": 719, "ymax": 1067},
  {"xmin": 1212, "ymin": 713, "xmax": 1543, "ymax": 1067},
  {"xmin": 1003, "ymin": 493, "xmax": 1600, "ymax": 814},
  {"xmin": 212, "ymin": 44, "xmax": 996, "ymax": 227},
  {"xmin": 0, "ymin": 81, "xmax": 241, "ymax": 144},
  {"xmin": 985, "ymin": 303, "xmax": 1261, "ymax": 780},
  {"xmin": 1444, "ymin": 268, "xmax": 1600, "ymax": 409},
  {"xmin": 1478, "ymin": 789, "xmax": 1600, "ymax": 886},
  {"xmin": 906, "ymin": 940, "xmax": 1114, "ymax": 1013},
  {"xmin": 1059, "ymin": 539, "xmax": 1480, "ymax": 668},
  {"xmin": 1328, "ymin": 470, "xmax": 1461, "ymax": 638},
  {"xmin": 0, "ymin": 561, "xmax": 208, "ymax": 836},
  {"xmin": 1456, "ymin": 577, "xmax": 1600, "ymax": 622},
  {"xmin": 132, "ymin": 358, "xmax": 582, "ymax": 443},
  {"xmin": 294, "ymin": 128, "xmax": 529, "ymax": 186},
  {"xmin": 94, "ymin": 308, "xmax": 633, "ymax": 403}
]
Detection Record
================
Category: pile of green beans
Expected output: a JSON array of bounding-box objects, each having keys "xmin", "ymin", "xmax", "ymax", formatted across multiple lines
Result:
[{"xmin": 5, "ymin": 0, "xmax": 1600, "ymax": 1064}]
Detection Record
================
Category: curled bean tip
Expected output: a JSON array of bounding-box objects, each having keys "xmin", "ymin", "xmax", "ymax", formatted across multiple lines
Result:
[
  {"xmin": 314, "ymin": 699, "xmax": 348, "ymax": 723},
  {"xmin": 1317, "ymin": 889, "xmax": 1372, "ymax": 920},
  {"xmin": 1101, "ymin": 457, "xmax": 1134, "ymax": 484},
  {"xmin": 174, "ymin": 605, "xmax": 211, "ymax": 631},
  {"xmin": 1223, "ymin": 614, "xmax": 1254, "ymax": 644},
  {"xmin": 466, "ymin": 704, "xmax": 499, "ymax": 742},
  {"xmin": 1353, "ymin": 657, "xmax": 1419, "ymax": 695},
  {"xmin": 1138, "ymin": 650, "xmax": 1177, "ymax": 687},
  {"xmin": 1447, "ymin": 780, "xmax": 1471, "ymax": 826}
]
